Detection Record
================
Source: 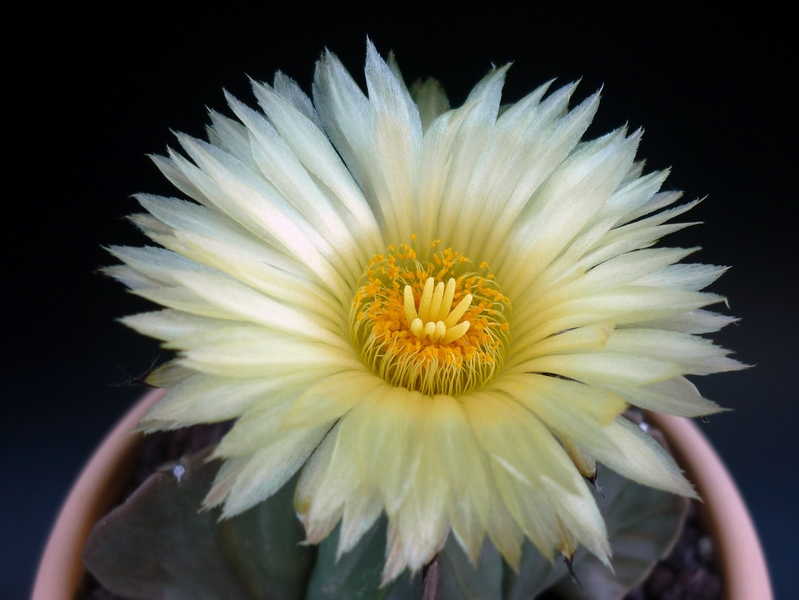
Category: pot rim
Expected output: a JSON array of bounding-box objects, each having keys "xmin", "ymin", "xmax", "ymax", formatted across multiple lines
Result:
[
  {"xmin": 31, "ymin": 388, "xmax": 165, "ymax": 600},
  {"xmin": 646, "ymin": 411, "xmax": 772, "ymax": 600},
  {"xmin": 32, "ymin": 393, "xmax": 771, "ymax": 599}
]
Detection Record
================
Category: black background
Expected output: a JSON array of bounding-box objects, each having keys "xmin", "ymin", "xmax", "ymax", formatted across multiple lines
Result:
[{"xmin": 4, "ymin": 3, "xmax": 796, "ymax": 598}]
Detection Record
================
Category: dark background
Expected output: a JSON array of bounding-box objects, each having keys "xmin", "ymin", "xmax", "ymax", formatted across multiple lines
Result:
[{"xmin": 4, "ymin": 3, "xmax": 795, "ymax": 598}]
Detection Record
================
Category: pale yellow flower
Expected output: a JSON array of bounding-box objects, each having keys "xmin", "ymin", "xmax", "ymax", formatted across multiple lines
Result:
[{"xmin": 108, "ymin": 42, "xmax": 742, "ymax": 582}]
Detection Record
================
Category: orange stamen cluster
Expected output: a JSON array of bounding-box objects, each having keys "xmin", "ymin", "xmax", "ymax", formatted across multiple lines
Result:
[{"xmin": 349, "ymin": 241, "xmax": 511, "ymax": 395}]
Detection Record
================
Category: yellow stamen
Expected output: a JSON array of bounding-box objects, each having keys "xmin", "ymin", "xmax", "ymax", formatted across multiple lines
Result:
[{"xmin": 349, "ymin": 241, "xmax": 511, "ymax": 396}]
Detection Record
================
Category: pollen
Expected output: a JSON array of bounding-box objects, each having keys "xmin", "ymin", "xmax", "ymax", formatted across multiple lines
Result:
[{"xmin": 349, "ymin": 241, "xmax": 511, "ymax": 396}]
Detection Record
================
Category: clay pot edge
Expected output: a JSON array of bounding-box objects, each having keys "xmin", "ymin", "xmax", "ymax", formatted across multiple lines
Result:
[
  {"xmin": 646, "ymin": 411, "xmax": 773, "ymax": 600},
  {"xmin": 31, "ymin": 388, "xmax": 165, "ymax": 600}
]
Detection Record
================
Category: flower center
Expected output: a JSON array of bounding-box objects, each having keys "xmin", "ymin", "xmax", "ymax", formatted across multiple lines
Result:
[{"xmin": 349, "ymin": 239, "xmax": 511, "ymax": 395}]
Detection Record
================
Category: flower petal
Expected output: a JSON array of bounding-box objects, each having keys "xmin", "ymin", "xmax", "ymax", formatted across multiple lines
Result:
[
  {"xmin": 225, "ymin": 92, "xmax": 367, "ymax": 281},
  {"xmin": 176, "ymin": 328, "xmax": 360, "ymax": 378},
  {"xmin": 154, "ymin": 269, "xmax": 350, "ymax": 349},
  {"xmin": 427, "ymin": 395, "xmax": 492, "ymax": 561},
  {"xmin": 281, "ymin": 371, "xmax": 383, "ymax": 428},
  {"xmin": 605, "ymin": 328, "xmax": 746, "ymax": 375},
  {"xmin": 313, "ymin": 50, "xmax": 382, "ymax": 226},
  {"xmin": 495, "ymin": 373, "xmax": 627, "ymax": 429},
  {"xmin": 176, "ymin": 134, "xmax": 353, "ymax": 301},
  {"xmin": 383, "ymin": 448, "xmax": 449, "ymax": 582},
  {"xmin": 139, "ymin": 371, "xmax": 317, "ymax": 431},
  {"xmin": 513, "ymin": 352, "xmax": 683, "ymax": 386},
  {"xmin": 216, "ymin": 423, "xmax": 330, "ymax": 518},
  {"xmin": 360, "ymin": 387, "xmax": 425, "ymax": 514},
  {"xmin": 295, "ymin": 423, "xmax": 350, "ymax": 544},
  {"xmin": 464, "ymin": 392, "xmax": 605, "ymax": 558},
  {"xmin": 472, "ymin": 85, "xmax": 602, "ymax": 264},
  {"xmin": 586, "ymin": 417, "xmax": 698, "ymax": 498},
  {"xmin": 363, "ymin": 39, "xmax": 422, "ymax": 243},
  {"xmin": 499, "ymin": 128, "xmax": 643, "ymax": 296},
  {"xmin": 606, "ymin": 377, "xmax": 726, "ymax": 417},
  {"xmin": 435, "ymin": 65, "xmax": 509, "ymax": 245},
  {"xmin": 250, "ymin": 79, "xmax": 384, "ymax": 256}
]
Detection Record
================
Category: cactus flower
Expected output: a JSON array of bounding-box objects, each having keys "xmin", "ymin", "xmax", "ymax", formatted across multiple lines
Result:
[{"xmin": 108, "ymin": 41, "xmax": 742, "ymax": 584}]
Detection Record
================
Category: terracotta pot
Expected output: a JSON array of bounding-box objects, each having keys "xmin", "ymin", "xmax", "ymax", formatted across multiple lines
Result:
[
  {"xmin": 647, "ymin": 412, "xmax": 773, "ymax": 599},
  {"xmin": 32, "ymin": 391, "xmax": 771, "ymax": 599},
  {"xmin": 31, "ymin": 389, "xmax": 165, "ymax": 600}
]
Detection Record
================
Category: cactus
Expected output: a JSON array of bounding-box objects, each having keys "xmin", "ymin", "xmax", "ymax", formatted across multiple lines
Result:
[
  {"xmin": 84, "ymin": 420, "xmax": 688, "ymax": 599},
  {"xmin": 95, "ymin": 40, "xmax": 739, "ymax": 600}
]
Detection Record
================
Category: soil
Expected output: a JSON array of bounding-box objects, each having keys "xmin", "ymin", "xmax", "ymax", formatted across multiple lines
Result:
[
  {"xmin": 623, "ymin": 501, "xmax": 722, "ymax": 600},
  {"xmin": 85, "ymin": 421, "xmax": 722, "ymax": 600}
]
